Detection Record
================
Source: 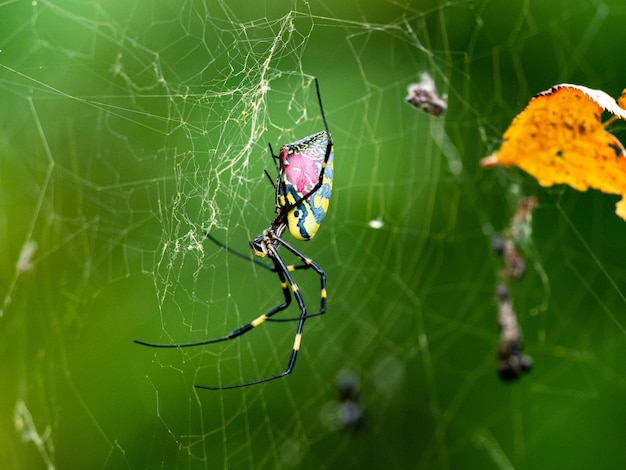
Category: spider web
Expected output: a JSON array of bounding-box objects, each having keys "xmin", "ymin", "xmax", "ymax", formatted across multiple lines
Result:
[{"xmin": 2, "ymin": 0, "xmax": 626, "ymax": 468}]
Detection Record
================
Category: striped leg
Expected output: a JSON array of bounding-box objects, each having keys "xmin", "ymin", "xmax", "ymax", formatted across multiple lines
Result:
[
  {"xmin": 195, "ymin": 244, "xmax": 309, "ymax": 389},
  {"xmin": 267, "ymin": 236, "xmax": 327, "ymax": 322},
  {"xmin": 206, "ymin": 232, "xmax": 325, "ymax": 321},
  {"xmin": 133, "ymin": 255, "xmax": 293, "ymax": 350}
]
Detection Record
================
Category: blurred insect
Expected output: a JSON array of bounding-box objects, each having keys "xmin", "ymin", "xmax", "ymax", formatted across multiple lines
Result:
[
  {"xmin": 492, "ymin": 236, "xmax": 525, "ymax": 280},
  {"xmin": 492, "ymin": 196, "xmax": 537, "ymax": 280},
  {"xmin": 320, "ymin": 369, "xmax": 364, "ymax": 432},
  {"xmin": 335, "ymin": 369, "xmax": 364, "ymax": 432},
  {"xmin": 509, "ymin": 196, "xmax": 537, "ymax": 240},
  {"xmin": 496, "ymin": 284, "xmax": 532, "ymax": 381},
  {"xmin": 135, "ymin": 79, "xmax": 334, "ymax": 390},
  {"xmin": 405, "ymin": 72, "xmax": 447, "ymax": 116}
]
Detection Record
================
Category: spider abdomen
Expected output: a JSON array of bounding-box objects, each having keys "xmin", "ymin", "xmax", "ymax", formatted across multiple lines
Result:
[{"xmin": 278, "ymin": 131, "xmax": 334, "ymax": 240}]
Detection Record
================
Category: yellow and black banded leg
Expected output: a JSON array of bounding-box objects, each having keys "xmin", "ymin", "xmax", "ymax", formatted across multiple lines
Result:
[
  {"xmin": 195, "ymin": 245, "xmax": 309, "ymax": 389},
  {"xmin": 267, "ymin": 236, "xmax": 327, "ymax": 322},
  {"xmin": 133, "ymin": 256, "xmax": 293, "ymax": 349},
  {"xmin": 206, "ymin": 231, "xmax": 322, "ymax": 322},
  {"xmin": 206, "ymin": 232, "xmax": 316, "ymax": 273},
  {"xmin": 134, "ymin": 253, "xmax": 307, "ymax": 389}
]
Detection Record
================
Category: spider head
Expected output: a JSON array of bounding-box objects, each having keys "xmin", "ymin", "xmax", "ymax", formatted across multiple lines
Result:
[{"xmin": 250, "ymin": 221, "xmax": 287, "ymax": 258}]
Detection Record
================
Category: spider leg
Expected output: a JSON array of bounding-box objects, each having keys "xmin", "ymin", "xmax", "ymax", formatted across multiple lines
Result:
[
  {"xmin": 206, "ymin": 232, "xmax": 315, "ymax": 273},
  {"xmin": 195, "ymin": 244, "xmax": 308, "ymax": 389},
  {"xmin": 268, "ymin": 142, "xmax": 281, "ymax": 167},
  {"xmin": 264, "ymin": 169, "xmax": 277, "ymax": 190},
  {"xmin": 205, "ymin": 232, "xmax": 274, "ymax": 271},
  {"xmin": 133, "ymin": 254, "xmax": 294, "ymax": 350},
  {"xmin": 267, "ymin": 237, "xmax": 326, "ymax": 323},
  {"xmin": 315, "ymin": 78, "xmax": 331, "ymax": 138}
]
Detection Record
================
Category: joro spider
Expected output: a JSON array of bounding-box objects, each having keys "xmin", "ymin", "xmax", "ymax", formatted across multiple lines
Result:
[{"xmin": 135, "ymin": 78, "xmax": 334, "ymax": 390}]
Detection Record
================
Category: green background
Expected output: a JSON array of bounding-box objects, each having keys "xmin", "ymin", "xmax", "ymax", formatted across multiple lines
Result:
[{"xmin": 2, "ymin": 0, "xmax": 626, "ymax": 468}]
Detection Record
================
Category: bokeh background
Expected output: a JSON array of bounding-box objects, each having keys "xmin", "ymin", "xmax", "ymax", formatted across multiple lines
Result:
[{"xmin": 2, "ymin": 1, "xmax": 626, "ymax": 468}]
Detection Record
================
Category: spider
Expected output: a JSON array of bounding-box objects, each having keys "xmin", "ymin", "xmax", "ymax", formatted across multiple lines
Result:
[{"xmin": 135, "ymin": 78, "xmax": 334, "ymax": 390}]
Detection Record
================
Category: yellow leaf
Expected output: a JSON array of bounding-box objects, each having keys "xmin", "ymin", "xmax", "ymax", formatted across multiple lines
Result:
[{"xmin": 481, "ymin": 84, "xmax": 626, "ymax": 220}]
